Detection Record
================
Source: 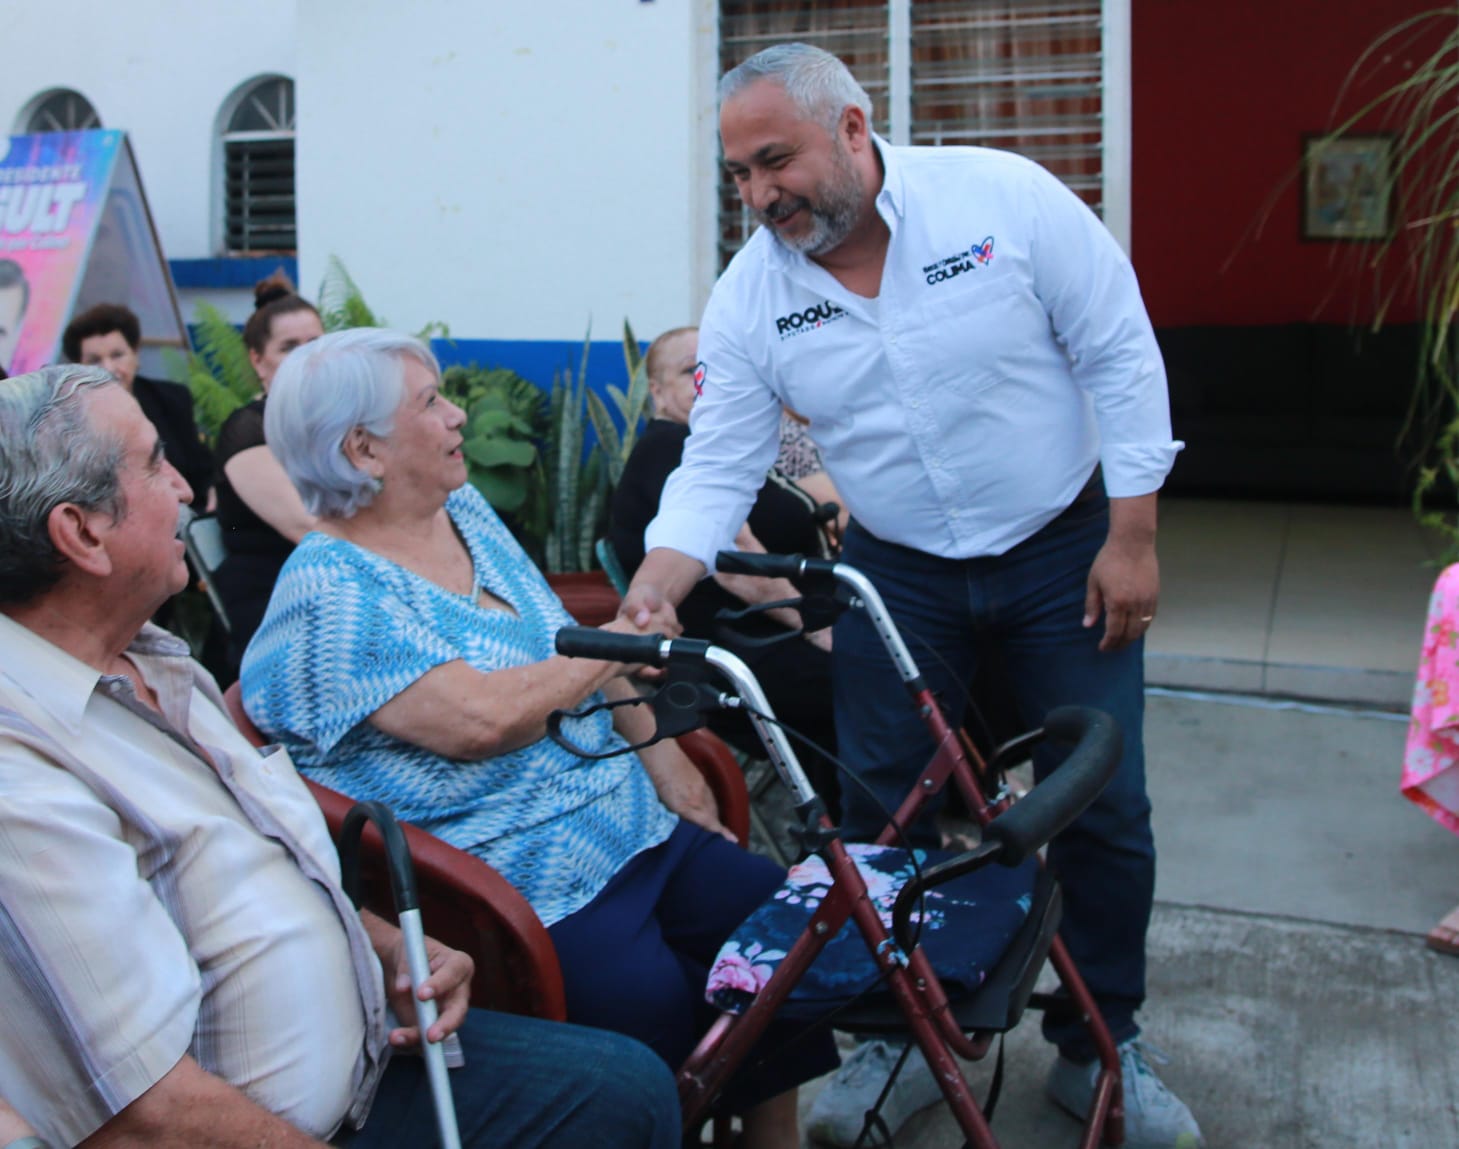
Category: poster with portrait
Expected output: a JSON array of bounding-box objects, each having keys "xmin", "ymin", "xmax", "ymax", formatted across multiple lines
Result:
[{"xmin": 0, "ymin": 130, "xmax": 186, "ymax": 376}]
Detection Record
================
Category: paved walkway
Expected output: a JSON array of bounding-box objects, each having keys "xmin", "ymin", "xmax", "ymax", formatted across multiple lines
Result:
[{"xmin": 789, "ymin": 692, "xmax": 1459, "ymax": 1147}]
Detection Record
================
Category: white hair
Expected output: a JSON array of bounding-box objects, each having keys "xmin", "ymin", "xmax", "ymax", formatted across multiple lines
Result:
[
  {"xmin": 264, "ymin": 327, "xmax": 442, "ymax": 519},
  {"xmin": 719, "ymin": 42, "xmax": 873, "ymax": 133},
  {"xmin": 0, "ymin": 365, "xmax": 124, "ymax": 604}
]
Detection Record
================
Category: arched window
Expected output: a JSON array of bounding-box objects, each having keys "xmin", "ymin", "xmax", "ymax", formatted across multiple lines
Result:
[
  {"xmin": 221, "ymin": 76, "xmax": 296, "ymax": 253},
  {"xmin": 23, "ymin": 89, "xmax": 103, "ymax": 133}
]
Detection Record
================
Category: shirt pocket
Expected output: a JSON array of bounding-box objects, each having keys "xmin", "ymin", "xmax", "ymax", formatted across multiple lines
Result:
[{"xmin": 905, "ymin": 274, "xmax": 1046, "ymax": 399}]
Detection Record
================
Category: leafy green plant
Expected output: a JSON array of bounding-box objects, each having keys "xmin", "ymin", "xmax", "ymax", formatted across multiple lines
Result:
[
  {"xmin": 441, "ymin": 364, "xmax": 550, "ymax": 550},
  {"xmin": 544, "ymin": 330, "xmax": 607, "ymax": 573},
  {"xmin": 541, "ymin": 321, "xmax": 652, "ymax": 572},
  {"xmin": 317, "ymin": 254, "xmax": 449, "ymax": 342},
  {"xmin": 174, "ymin": 302, "xmax": 259, "ymax": 443},
  {"xmin": 585, "ymin": 319, "xmax": 652, "ymax": 487}
]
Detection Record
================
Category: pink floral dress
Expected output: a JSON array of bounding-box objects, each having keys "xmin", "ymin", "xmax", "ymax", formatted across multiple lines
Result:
[{"xmin": 1403, "ymin": 563, "xmax": 1459, "ymax": 834}]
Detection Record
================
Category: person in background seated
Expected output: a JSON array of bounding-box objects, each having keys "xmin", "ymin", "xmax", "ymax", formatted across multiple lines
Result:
[
  {"xmin": 610, "ymin": 326, "xmax": 840, "ymax": 815},
  {"xmin": 213, "ymin": 273, "xmax": 325, "ymax": 669},
  {"xmin": 242, "ymin": 329, "xmax": 837, "ymax": 1149},
  {"xmin": 0, "ymin": 365, "xmax": 680, "ymax": 1149},
  {"xmin": 1402, "ymin": 562, "xmax": 1459, "ymax": 956},
  {"xmin": 62, "ymin": 303, "xmax": 214, "ymax": 507},
  {"xmin": 776, "ymin": 406, "xmax": 847, "ymax": 547}
]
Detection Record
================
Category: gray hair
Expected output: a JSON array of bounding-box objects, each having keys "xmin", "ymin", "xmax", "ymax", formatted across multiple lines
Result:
[
  {"xmin": 0, "ymin": 365, "xmax": 125, "ymax": 606},
  {"xmin": 264, "ymin": 327, "xmax": 442, "ymax": 519},
  {"xmin": 719, "ymin": 42, "xmax": 873, "ymax": 134}
]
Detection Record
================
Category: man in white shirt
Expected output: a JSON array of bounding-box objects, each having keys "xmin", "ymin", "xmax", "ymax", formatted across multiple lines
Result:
[
  {"xmin": 0, "ymin": 365, "xmax": 680, "ymax": 1148},
  {"xmin": 623, "ymin": 43, "xmax": 1200, "ymax": 1149}
]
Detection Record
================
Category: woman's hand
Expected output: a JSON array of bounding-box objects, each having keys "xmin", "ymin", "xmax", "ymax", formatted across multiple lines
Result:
[{"xmin": 638, "ymin": 738, "xmax": 737, "ymax": 842}]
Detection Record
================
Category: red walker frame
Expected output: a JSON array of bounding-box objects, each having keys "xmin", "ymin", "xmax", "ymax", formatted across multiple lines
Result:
[{"xmin": 558, "ymin": 554, "xmax": 1124, "ymax": 1149}]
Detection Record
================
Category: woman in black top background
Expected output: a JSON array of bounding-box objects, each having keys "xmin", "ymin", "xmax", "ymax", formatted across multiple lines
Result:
[
  {"xmin": 609, "ymin": 326, "xmax": 840, "ymax": 814},
  {"xmin": 63, "ymin": 304, "xmax": 215, "ymax": 506},
  {"xmin": 212, "ymin": 274, "xmax": 324, "ymax": 670}
]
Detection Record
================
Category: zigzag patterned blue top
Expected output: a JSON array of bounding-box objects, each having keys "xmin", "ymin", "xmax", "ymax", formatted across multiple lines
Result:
[{"xmin": 240, "ymin": 485, "xmax": 677, "ymax": 927}]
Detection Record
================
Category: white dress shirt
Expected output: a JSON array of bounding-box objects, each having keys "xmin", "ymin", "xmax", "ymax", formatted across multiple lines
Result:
[
  {"xmin": 0, "ymin": 618, "xmax": 388, "ymax": 1146},
  {"xmin": 647, "ymin": 139, "xmax": 1182, "ymax": 569}
]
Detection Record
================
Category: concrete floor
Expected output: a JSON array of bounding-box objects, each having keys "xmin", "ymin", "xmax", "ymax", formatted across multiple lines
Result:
[
  {"xmin": 775, "ymin": 500, "xmax": 1459, "ymax": 1146},
  {"xmin": 1148, "ymin": 498, "xmax": 1442, "ymax": 708}
]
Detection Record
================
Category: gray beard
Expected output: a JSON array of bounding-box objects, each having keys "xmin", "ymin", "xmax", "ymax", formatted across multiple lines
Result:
[{"xmin": 759, "ymin": 145, "xmax": 864, "ymax": 257}]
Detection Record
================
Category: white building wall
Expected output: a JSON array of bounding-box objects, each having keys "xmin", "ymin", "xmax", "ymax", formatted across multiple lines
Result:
[
  {"xmin": 297, "ymin": 0, "xmax": 712, "ymax": 343},
  {"xmin": 0, "ymin": 0, "xmax": 298, "ymax": 263}
]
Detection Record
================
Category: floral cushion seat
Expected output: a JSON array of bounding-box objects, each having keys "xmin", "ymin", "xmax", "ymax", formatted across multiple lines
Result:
[{"xmin": 706, "ymin": 842, "xmax": 1039, "ymax": 1019}]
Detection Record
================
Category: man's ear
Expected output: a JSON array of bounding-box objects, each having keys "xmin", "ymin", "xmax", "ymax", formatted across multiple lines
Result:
[
  {"xmin": 840, "ymin": 103, "xmax": 871, "ymax": 151},
  {"xmin": 47, "ymin": 502, "xmax": 114, "ymax": 580},
  {"xmin": 341, "ymin": 425, "xmax": 383, "ymax": 478}
]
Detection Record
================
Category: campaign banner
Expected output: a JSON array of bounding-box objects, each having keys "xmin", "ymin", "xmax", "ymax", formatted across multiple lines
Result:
[{"xmin": 0, "ymin": 130, "xmax": 121, "ymax": 375}]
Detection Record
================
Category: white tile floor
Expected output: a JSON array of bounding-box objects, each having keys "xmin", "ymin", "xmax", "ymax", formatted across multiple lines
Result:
[{"xmin": 1149, "ymin": 497, "xmax": 1445, "ymax": 707}]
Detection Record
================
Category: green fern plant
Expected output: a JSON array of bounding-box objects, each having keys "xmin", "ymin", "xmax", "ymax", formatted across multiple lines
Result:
[
  {"xmin": 175, "ymin": 302, "xmax": 260, "ymax": 443},
  {"xmin": 317, "ymin": 254, "xmax": 449, "ymax": 342}
]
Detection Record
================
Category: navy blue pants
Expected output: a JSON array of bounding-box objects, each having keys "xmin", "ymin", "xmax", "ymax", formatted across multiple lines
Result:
[
  {"xmin": 832, "ymin": 496, "xmax": 1154, "ymax": 1061},
  {"xmin": 347, "ymin": 1008, "xmax": 679, "ymax": 1148},
  {"xmin": 547, "ymin": 820, "xmax": 840, "ymax": 1111}
]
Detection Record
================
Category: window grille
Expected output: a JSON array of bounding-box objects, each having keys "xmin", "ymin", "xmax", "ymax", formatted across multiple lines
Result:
[
  {"xmin": 222, "ymin": 77, "xmax": 296, "ymax": 254},
  {"xmin": 25, "ymin": 89, "xmax": 102, "ymax": 132},
  {"xmin": 715, "ymin": 0, "xmax": 1104, "ymax": 268}
]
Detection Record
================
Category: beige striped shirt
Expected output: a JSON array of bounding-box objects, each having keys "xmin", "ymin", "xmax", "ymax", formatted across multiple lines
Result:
[{"xmin": 0, "ymin": 617, "xmax": 390, "ymax": 1146}]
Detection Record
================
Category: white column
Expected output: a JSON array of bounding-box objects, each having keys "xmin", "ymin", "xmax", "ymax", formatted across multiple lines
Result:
[
  {"xmin": 1102, "ymin": 0, "xmax": 1133, "ymax": 254},
  {"xmin": 693, "ymin": 0, "xmax": 722, "ymax": 314},
  {"xmin": 888, "ymin": 0, "xmax": 912, "ymax": 145}
]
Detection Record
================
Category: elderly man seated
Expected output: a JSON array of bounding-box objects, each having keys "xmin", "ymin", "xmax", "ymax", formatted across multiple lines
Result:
[{"xmin": 0, "ymin": 365, "xmax": 680, "ymax": 1149}]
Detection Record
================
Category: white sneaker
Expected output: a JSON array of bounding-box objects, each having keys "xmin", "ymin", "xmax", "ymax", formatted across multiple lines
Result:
[
  {"xmin": 1046, "ymin": 1038, "xmax": 1204, "ymax": 1149},
  {"xmin": 806, "ymin": 1039, "xmax": 945, "ymax": 1147}
]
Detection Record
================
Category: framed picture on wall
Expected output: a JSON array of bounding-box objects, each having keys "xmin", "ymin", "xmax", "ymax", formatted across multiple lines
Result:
[{"xmin": 1301, "ymin": 133, "xmax": 1395, "ymax": 241}]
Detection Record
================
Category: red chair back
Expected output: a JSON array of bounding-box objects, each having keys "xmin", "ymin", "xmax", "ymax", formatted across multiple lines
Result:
[{"xmin": 222, "ymin": 682, "xmax": 567, "ymax": 1019}]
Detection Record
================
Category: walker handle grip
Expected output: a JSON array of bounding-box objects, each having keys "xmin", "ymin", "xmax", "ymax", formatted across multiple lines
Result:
[
  {"xmin": 715, "ymin": 551, "xmax": 839, "ymax": 580},
  {"xmin": 555, "ymin": 627, "xmax": 667, "ymax": 665},
  {"xmin": 984, "ymin": 705, "xmax": 1122, "ymax": 867}
]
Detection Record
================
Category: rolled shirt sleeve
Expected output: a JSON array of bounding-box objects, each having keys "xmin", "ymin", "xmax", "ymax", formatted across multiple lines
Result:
[{"xmin": 1027, "ymin": 163, "xmax": 1183, "ymax": 498}]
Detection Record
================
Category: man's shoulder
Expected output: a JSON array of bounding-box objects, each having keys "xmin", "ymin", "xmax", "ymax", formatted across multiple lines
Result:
[{"xmin": 896, "ymin": 142, "xmax": 1053, "ymax": 191}]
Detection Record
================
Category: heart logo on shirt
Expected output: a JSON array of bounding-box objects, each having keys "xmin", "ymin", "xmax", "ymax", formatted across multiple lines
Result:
[{"xmin": 971, "ymin": 236, "xmax": 995, "ymax": 264}]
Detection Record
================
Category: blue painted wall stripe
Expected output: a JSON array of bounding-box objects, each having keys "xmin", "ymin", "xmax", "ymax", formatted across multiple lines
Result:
[{"xmin": 169, "ymin": 256, "xmax": 299, "ymax": 289}]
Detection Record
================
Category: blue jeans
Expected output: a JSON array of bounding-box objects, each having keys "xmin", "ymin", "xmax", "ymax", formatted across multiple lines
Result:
[
  {"xmin": 345, "ymin": 1008, "xmax": 680, "ymax": 1148},
  {"xmin": 832, "ymin": 496, "xmax": 1154, "ymax": 1061}
]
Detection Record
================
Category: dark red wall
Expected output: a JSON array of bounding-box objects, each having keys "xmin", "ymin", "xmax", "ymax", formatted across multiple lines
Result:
[{"xmin": 1132, "ymin": 0, "xmax": 1441, "ymax": 327}]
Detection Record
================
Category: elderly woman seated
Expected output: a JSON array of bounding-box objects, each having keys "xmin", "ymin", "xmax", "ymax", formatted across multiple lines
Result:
[{"xmin": 240, "ymin": 329, "xmax": 834, "ymax": 1149}]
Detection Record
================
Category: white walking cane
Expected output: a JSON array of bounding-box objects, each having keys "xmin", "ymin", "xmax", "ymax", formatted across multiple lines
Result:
[{"xmin": 340, "ymin": 801, "xmax": 462, "ymax": 1149}]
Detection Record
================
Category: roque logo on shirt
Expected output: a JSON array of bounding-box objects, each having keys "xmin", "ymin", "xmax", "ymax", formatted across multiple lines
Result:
[
  {"xmin": 774, "ymin": 299, "xmax": 848, "ymax": 340},
  {"xmin": 922, "ymin": 235, "xmax": 995, "ymax": 286}
]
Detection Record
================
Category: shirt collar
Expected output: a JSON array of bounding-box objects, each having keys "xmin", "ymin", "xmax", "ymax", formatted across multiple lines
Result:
[{"xmin": 0, "ymin": 613, "xmax": 192, "ymax": 735}]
